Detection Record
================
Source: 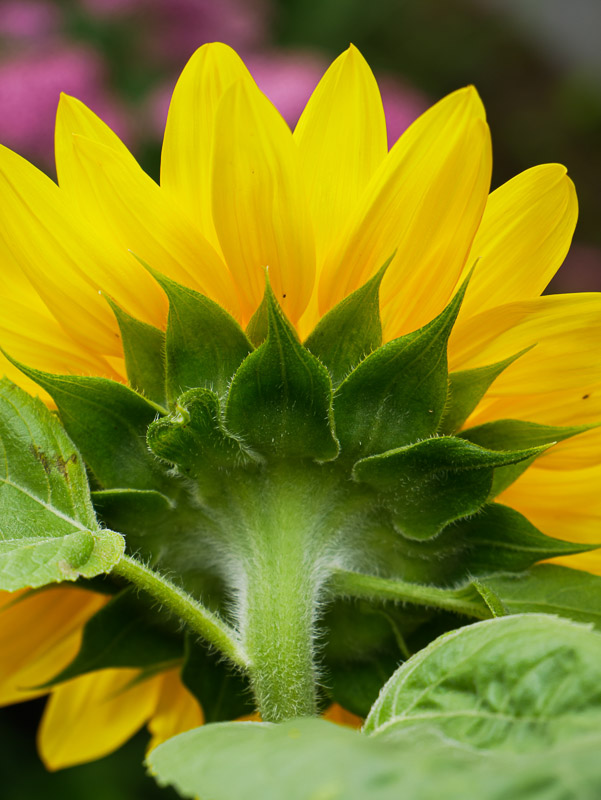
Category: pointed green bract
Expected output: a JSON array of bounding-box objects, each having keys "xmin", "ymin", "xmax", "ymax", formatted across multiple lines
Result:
[
  {"xmin": 440, "ymin": 346, "xmax": 534, "ymax": 434},
  {"xmin": 106, "ymin": 297, "xmax": 167, "ymax": 408},
  {"xmin": 7, "ymin": 359, "xmax": 165, "ymax": 490},
  {"xmin": 304, "ymin": 257, "xmax": 391, "ymax": 385},
  {"xmin": 460, "ymin": 418, "xmax": 594, "ymax": 496},
  {"xmin": 91, "ymin": 488, "xmax": 176, "ymax": 554},
  {"xmin": 146, "ymin": 266, "xmax": 252, "ymax": 402},
  {"xmin": 0, "ymin": 379, "xmax": 123, "ymax": 591},
  {"xmin": 226, "ymin": 281, "xmax": 339, "ymax": 461},
  {"xmin": 148, "ymin": 387, "xmax": 257, "ymax": 477},
  {"xmin": 353, "ymin": 436, "xmax": 545, "ymax": 540},
  {"xmin": 333, "ymin": 276, "xmax": 469, "ymax": 459},
  {"xmin": 44, "ymin": 587, "xmax": 183, "ymax": 685},
  {"xmin": 245, "ymin": 292, "xmax": 268, "ymax": 347},
  {"xmin": 447, "ymin": 502, "xmax": 597, "ymax": 575}
]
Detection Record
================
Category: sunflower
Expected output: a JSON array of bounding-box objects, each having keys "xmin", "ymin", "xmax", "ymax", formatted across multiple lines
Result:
[{"xmin": 0, "ymin": 42, "xmax": 598, "ymax": 771}]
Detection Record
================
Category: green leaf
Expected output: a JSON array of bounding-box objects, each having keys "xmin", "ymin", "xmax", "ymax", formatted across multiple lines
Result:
[
  {"xmin": 333, "ymin": 275, "xmax": 469, "ymax": 459},
  {"xmin": 225, "ymin": 280, "xmax": 339, "ymax": 461},
  {"xmin": 148, "ymin": 387, "xmax": 256, "ymax": 478},
  {"xmin": 485, "ymin": 564, "xmax": 601, "ymax": 631},
  {"xmin": 304, "ymin": 257, "xmax": 391, "ymax": 385},
  {"xmin": 146, "ymin": 265, "xmax": 252, "ymax": 402},
  {"xmin": 43, "ymin": 587, "xmax": 183, "ymax": 685},
  {"xmin": 364, "ymin": 613, "xmax": 601, "ymax": 750},
  {"xmin": 459, "ymin": 418, "xmax": 594, "ymax": 496},
  {"xmin": 0, "ymin": 379, "xmax": 123, "ymax": 591},
  {"xmin": 353, "ymin": 436, "xmax": 544, "ymax": 540},
  {"xmin": 182, "ymin": 635, "xmax": 255, "ymax": 722},
  {"xmin": 439, "ymin": 346, "xmax": 534, "ymax": 434},
  {"xmin": 5, "ymin": 361, "xmax": 165, "ymax": 490},
  {"xmin": 447, "ymin": 502, "xmax": 598, "ymax": 575},
  {"xmin": 148, "ymin": 715, "xmax": 601, "ymax": 800},
  {"xmin": 106, "ymin": 297, "xmax": 167, "ymax": 408}
]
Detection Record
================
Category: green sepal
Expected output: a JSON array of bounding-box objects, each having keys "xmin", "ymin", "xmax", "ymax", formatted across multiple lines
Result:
[
  {"xmin": 148, "ymin": 387, "xmax": 258, "ymax": 479},
  {"xmin": 245, "ymin": 293, "xmax": 268, "ymax": 347},
  {"xmin": 460, "ymin": 418, "xmax": 595, "ymax": 496},
  {"xmin": 0, "ymin": 379, "xmax": 124, "ymax": 591},
  {"xmin": 304, "ymin": 256, "xmax": 391, "ymax": 385},
  {"xmin": 333, "ymin": 273, "xmax": 469, "ymax": 459},
  {"xmin": 143, "ymin": 262, "xmax": 252, "ymax": 402},
  {"xmin": 353, "ymin": 436, "xmax": 545, "ymax": 540},
  {"xmin": 446, "ymin": 502, "xmax": 598, "ymax": 576},
  {"xmin": 91, "ymin": 488, "xmax": 175, "ymax": 545},
  {"xmin": 225, "ymin": 279, "xmax": 339, "ymax": 461},
  {"xmin": 106, "ymin": 296, "xmax": 167, "ymax": 408},
  {"xmin": 182, "ymin": 635, "xmax": 255, "ymax": 722},
  {"xmin": 440, "ymin": 346, "xmax": 534, "ymax": 434},
  {"xmin": 42, "ymin": 587, "xmax": 183, "ymax": 686},
  {"xmin": 5, "ymin": 357, "xmax": 165, "ymax": 491}
]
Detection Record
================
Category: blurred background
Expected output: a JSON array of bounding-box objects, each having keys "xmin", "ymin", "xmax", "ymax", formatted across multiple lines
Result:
[{"xmin": 0, "ymin": 0, "xmax": 600, "ymax": 795}]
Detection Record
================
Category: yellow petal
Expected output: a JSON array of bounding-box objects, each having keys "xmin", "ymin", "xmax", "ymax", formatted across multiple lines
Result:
[
  {"xmin": 67, "ymin": 130, "xmax": 240, "ymax": 318},
  {"xmin": 0, "ymin": 143, "xmax": 163, "ymax": 355},
  {"xmin": 467, "ymin": 384, "xmax": 601, "ymax": 429},
  {"xmin": 449, "ymin": 293, "xmax": 601, "ymax": 394},
  {"xmin": 212, "ymin": 79, "xmax": 316, "ymax": 324},
  {"xmin": 318, "ymin": 86, "xmax": 491, "ymax": 338},
  {"xmin": 498, "ymin": 465, "xmax": 601, "ymax": 545},
  {"xmin": 55, "ymin": 93, "xmax": 138, "ymax": 194},
  {"xmin": 147, "ymin": 668, "xmax": 204, "ymax": 752},
  {"xmin": 294, "ymin": 45, "xmax": 387, "ymax": 270},
  {"xmin": 161, "ymin": 42, "xmax": 252, "ymax": 250},
  {"xmin": 458, "ymin": 164, "xmax": 578, "ymax": 319},
  {"xmin": 38, "ymin": 669, "xmax": 162, "ymax": 770},
  {"xmin": 0, "ymin": 587, "xmax": 107, "ymax": 705}
]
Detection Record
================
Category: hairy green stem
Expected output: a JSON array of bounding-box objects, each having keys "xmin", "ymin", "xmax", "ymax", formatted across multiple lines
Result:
[
  {"xmin": 230, "ymin": 466, "xmax": 340, "ymax": 722},
  {"xmin": 331, "ymin": 569, "xmax": 493, "ymax": 620},
  {"xmin": 113, "ymin": 553, "xmax": 248, "ymax": 669}
]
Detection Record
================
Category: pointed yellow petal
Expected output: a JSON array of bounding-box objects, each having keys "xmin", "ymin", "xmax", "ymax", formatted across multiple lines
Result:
[
  {"xmin": 0, "ymin": 588, "xmax": 107, "ymax": 705},
  {"xmin": 147, "ymin": 668, "xmax": 204, "ymax": 752},
  {"xmin": 458, "ymin": 164, "xmax": 578, "ymax": 319},
  {"xmin": 212, "ymin": 79, "xmax": 316, "ymax": 324},
  {"xmin": 498, "ymin": 465, "xmax": 601, "ymax": 546},
  {"xmin": 449, "ymin": 294, "xmax": 601, "ymax": 394},
  {"xmin": 318, "ymin": 87, "xmax": 492, "ymax": 337},
  {"xmin": 0, "ymin": 143, "xmax": 164, "ymax": 355},
  {"xmin": 294, "ymin": 45, "xmax": 387, "ymax": 268},
  {"xmin": 161, "ymin": 42, "xmax": 252, "ymax": 249},
  {"xmin": 38, "ymin": 669, "xmax": 162, "ymax": 770},
  {"xmin": 55, "ymin": 93, "xmax": 137, "ymax": 194},
  {"xmin": 66, "ymin": 131, "xmax": 240, "ymax": 317},
  {"xmin": 467, "ymin": 384, "xmax": 601, "ymax": 429}
]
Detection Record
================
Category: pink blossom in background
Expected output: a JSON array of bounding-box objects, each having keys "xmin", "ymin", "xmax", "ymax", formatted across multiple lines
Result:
[
  {"xmin": 0, "ymin": 47, "xmax": 132, "ymax": 167},
  {"xmin": 83, "ymin": 0, "xmax": 270, "ymax": 62},
  {"xmin": 0, "ymin": 0, "xmax": 59, "ymax": 42}
]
